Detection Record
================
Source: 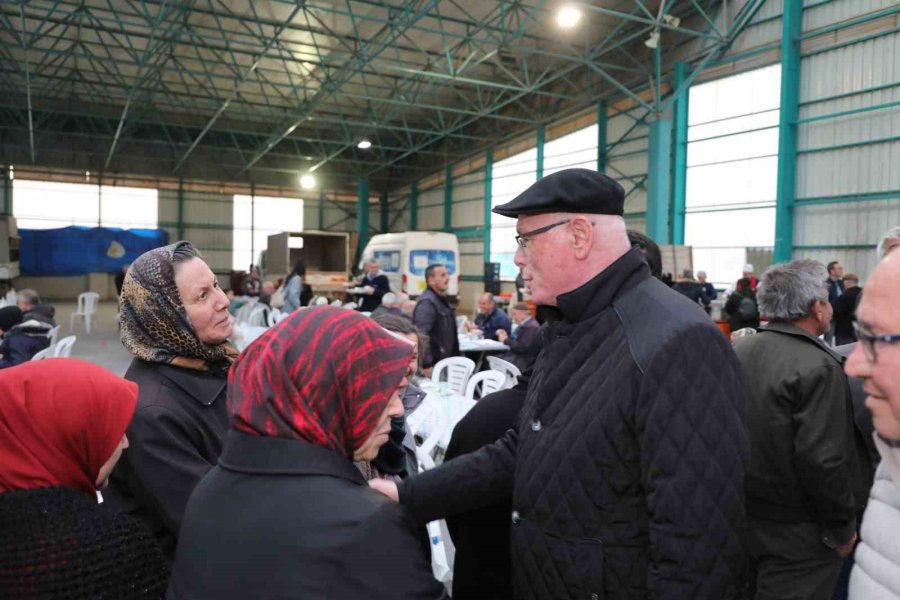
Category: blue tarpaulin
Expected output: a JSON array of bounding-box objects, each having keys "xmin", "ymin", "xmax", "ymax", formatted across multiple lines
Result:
[{"xmin": 19, "ymin": 226, "xmax": 169, "ymax": 276}]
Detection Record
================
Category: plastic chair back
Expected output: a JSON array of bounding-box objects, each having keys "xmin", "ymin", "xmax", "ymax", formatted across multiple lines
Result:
[
  {"xmin": 464, "ymin": 370, "xmax": 507, "ymax": 400},
  {"xmin": 48, "ymin": 325, "xmax": 61, "ymax": 346},
  {"xmin": 53, "ymin": 336, "xmax": 77, "ymax": 358},
  {"xmin": 70, "ymin": 292, "xmax": 99, "ymax": 334},
  {"xmin": 30, "ymin": 346, "xmax": 54, "ymax": 361},
  {"xmin": 406, "ymin": 394, "xmax": 448, "ymax": 469},
  {"xmin": 486, "ymin": 355, "xmax": 522, "ymax": 388},
  {"xmin": 431, "ymin": 356, "xmax": 475, "ymax": 396}
]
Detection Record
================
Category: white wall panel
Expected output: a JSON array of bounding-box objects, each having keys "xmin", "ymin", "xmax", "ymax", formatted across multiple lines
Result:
[
  {"xmin": 417, "ymin": 187, "xmax": 444, "ymax": 230},
  {"xmin": 452, "ymin": 171, "xmax": 485, "ymax": 229}
]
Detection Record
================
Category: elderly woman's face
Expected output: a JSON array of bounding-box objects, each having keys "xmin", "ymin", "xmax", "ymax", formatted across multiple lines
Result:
[
  {"xmin": 175, "ymin": 257, "xmax": 233, "ymax": 344},
  {"xmin": 403, "ymin": 332, "xmax": 418, "ymax": 377},
  {"xmin": 353, "ymin": 376, "xmax": 407, "ymax": 462}
]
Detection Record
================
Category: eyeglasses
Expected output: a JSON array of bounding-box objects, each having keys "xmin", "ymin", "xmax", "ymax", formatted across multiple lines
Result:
[
  {"xmin": 514, "ymin": 219, "xmax": 571, "ymax": 249},
  {"xmin": 852, "ymin": 321, "xmax": 900, "ymax": 363}
]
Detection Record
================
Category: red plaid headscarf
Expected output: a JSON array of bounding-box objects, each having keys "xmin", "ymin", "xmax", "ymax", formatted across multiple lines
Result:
[{"xmin": 228, "ymin": 306, "xmax": 414, "ymax": 457}]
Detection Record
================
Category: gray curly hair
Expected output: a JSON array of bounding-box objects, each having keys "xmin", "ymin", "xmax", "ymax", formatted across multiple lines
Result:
[
  {"xmin": 757, "ymin": 259, "xmax": 828, "ymax": 321},
  {"xmin": 877, "ymin": 226, "xmax": 900, "ymax": 259}
]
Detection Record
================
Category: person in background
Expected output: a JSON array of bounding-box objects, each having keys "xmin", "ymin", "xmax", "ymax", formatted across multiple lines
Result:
[
  {"xmin": 697, "ymin": 270, "xmax": 718, "ymax": 301},
  {"xmin": 0, "ymin": 359, "xmax": 169, "ymax": 598},
  {"xmin": 16, "ymin": 288, "xmax": 56, "ymax": 326},
  {"xmin": 115, "ymin": 263, "xmax": 130, "ymax": 297},
  {"xmin": 168, "ymin": 307, "xmax": 443, "ymax": 600},
  {"xmin": 355, "ymin": 258, "xmax": 391, "ymax": 313},
  {"xmin": 105, "ymin": 241, "xmax": 238, "ymax": 561},
  {"xmin": 413, "ymin": 263, "xmax": 459, "ymax": 372},
  {"xmin": 732, "ymin": 259, "xmax": 871, "ymax": 600},
  {"xmin": 466, "ymin": 292, "xmax": 511, "ymax": 341},
  {"xmin": 282, "ymin": 259, "xmax": 313, "ymax": 313},
  {"xmin": 497, "ymin": 302, "xmax": 540, "ymax": 372},
  {"xmin": 724, "ymin": 278, "xmax": 761, "ymax": 334},
  {"xmin": 626, "ymin": 229, "xmax": 663, "ymax": 279},
  {"xmin": 845, "ymin": 251, "xmax": 900, "ymax": 600},
  {"xmin": 833, "ymin": 273, "xmax": 862, "ymax": 346},
  {"xmin": 672, "ymin": 269, "xmax": 712, "ymax": 309},
  {"xmin": 739, "ymin": 264, "xmax": 759, "ymax": 292},
  {"xmin": 371, "ymin": 291, "xmax": 410, "ymax": 319},
  {"xmin": 876, "ymin": 225, "xmax": 900, "ymax": 259},
  {"xmin": 0, "ymin": 303, "xmax": 53, "ymax": 368},
  {"xmin": 401, "ymin": 298, "xmax": 417, "ymax": 320},
  {"xmin": 242, "ymin": 266, "xmax": 262, "ymax": 297},
  {"xmin": 827, "ymin": 261, "xmax": 845, "ymax": 304}
]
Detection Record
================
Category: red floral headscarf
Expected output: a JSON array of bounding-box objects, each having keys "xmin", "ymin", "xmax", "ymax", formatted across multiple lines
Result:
[
  {"xmin": 0, "ymin": 359, "xmax": 137, "ymax": 496},
  {"xmin": 228, "ymin": 306, "xmax": 414, "ymax": 458}
]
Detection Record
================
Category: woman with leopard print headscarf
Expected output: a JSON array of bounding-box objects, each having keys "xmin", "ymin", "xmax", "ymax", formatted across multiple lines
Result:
[{"xmin": 104, "ymin": 241, "xmax": 239, "ymax": 561}]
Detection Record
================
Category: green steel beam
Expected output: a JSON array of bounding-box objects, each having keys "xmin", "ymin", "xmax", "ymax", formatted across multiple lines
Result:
[
  {"xmin": 380, "ymin": 191, "xmax": 389, "ymax": 233},
  {"xmin": 18, "ymin": 2, "xmax": 34, "ymax": 163},
  {"xmin": 409, "ymin": 181, "xmax": 418, "ymax": 230},
  {"xmin": 774, "ymin": 0, "xmax": 802, "ymax": 263},
  {"xmin": 357, "ymin": 179, "xmax": 370, "ymax": 259},
  {"xmin": 1, "ymin": 166, "xmax": 11, "ymax": 216},
  {"xmin": 670, "ymin": 62, "xmax": 688, "ymax": 245},
  {"xmin": 795, "ymin": 190, "xmax": 900, "ymax": 207},
  {"xmin": 536, "ymin": 124, "xmax": 544, "ymax": 179},
  {"xmin": 176, "ymin": 176, "xmax": 184, "ymax": 240},
  {"xmin": 646, "ymin": 118, "xmax": 672, "ymax": 243},
  {"xmin": 483, "ymin": 148, "xmax": 492, "ymax": 264},
  {"xmin": 597, "ymin": 100, "xmax": 607, "ymax": 173},
  {"xmin": 443, "ymin": 164, "xmax": 452, "ymax": 232},
  {"xmin": 250, "ymin": 183, "xmax": 256, "ymax": 267},
  {"xmin": 318, "ymin": 190, "xmax": 324, "ymax": 230}
]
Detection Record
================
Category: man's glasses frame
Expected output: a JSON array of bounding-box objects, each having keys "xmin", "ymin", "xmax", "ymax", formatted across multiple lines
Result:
[{"xmin": 852, "ymin": 321, "xmax": 900, "ymax": 363}]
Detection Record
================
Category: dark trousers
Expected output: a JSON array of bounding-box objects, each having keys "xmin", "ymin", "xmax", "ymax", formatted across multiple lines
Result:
[{"xmin": 749, "ymin": 519, "xmax": 844, "ymax": 600}]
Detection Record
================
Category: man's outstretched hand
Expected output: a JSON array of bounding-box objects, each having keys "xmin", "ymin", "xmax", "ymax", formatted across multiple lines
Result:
[{"xmin": 369, "ymin": 478, "xmax": 399, "ymax": 502}]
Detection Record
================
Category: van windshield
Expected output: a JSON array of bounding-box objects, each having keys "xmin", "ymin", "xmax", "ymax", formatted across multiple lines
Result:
[
  {"xmin": 409, "ymin": 249, "xmax": 456, "ymax": 275},
  {"xmin": 373, "ymin": 250, "xmax": 401, "ymax": 272}
]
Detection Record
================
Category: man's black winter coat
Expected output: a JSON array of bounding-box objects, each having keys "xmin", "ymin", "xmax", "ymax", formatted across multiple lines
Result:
[{"xmin": 400, "ymin": 249, "xmax": 750, "ymax": 600}]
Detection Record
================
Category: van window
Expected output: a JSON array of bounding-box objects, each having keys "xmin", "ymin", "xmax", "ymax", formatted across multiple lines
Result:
[
  {"xmin": 374, "ymin": 250, "xmax": 401, "ymax": 272},
  {"xmin": 409, "ymin": 250, "xmax": 457, "ymax": 275}
]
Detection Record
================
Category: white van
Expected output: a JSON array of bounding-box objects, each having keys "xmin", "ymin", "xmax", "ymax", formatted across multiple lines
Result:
[{"xmin": 359, "ymin": 231, "xmax": 460, "ymax": 297}]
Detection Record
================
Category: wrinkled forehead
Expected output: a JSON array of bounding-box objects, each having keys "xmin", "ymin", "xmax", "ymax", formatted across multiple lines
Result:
[{"xmin": 857, "ymin": 272, "xmax": 899, "ymax": 331}]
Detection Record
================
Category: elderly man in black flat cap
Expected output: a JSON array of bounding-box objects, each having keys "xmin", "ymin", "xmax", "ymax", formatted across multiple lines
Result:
[{"xmin": 371, "ymin": 168, "xmax": 750, "ymax": 600}]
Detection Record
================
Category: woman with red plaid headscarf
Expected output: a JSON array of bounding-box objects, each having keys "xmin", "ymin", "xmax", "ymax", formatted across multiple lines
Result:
[{"xmin": 168, "ymin": 306, "xmax": 444, "ymax": 599}]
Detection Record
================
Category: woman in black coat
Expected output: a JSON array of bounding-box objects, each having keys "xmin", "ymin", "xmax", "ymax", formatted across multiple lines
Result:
[{"xmin": 168, "ymin": 306, "xmax": 444, "ymax": 600}]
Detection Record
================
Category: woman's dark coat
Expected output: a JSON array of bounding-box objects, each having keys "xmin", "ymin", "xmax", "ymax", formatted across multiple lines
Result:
[
  {"xmin": 105, "ymin": 358, "xmax": 229, "ymax": 560},
  {"xmin": 167, "ymin": 431, "xmax": 444, "ymax": 600}
]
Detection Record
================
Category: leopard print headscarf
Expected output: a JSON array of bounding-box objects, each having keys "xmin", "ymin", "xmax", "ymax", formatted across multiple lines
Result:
[{"xmin": 119, "ymin": 241, "xmax": 237, "ymax": 374}]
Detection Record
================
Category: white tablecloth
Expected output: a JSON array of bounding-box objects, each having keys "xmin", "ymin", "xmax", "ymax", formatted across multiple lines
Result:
[{"xmin": 458, "ymin": 336, "xmax": 509, "ymax": 353}]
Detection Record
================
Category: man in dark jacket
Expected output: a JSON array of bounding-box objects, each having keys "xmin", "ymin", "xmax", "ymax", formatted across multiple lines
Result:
[
  {"xmin": 672, "ymin": 269, "xmax": 711, "ymax": 309},
  {"xmin": 724, "ymin": 281, "xmax": 761, "ymax": 334},
  {"xmin": 355, "ymin": 258, "xmax": 392, "ymax": 312},
  {"xmin": 497, "ymin": 302, "xmax": 540, "ymax": 371},
  {"xmin": 467, "ymin": 292, "xmax": 511, "ymax": 341},
  {"xmin": 413, "ymin": 264, "xmax": 459, "ymax": 371},
  {"xmin": 374, "ymin": 169, "xmax": 749, "ymax": 600},
  {"xmin": 732, "ymin": 259, "xmax": 872, "ymax": 600},
  {"xmin": 0, "ymin": 304, "xmax": 53, "ymax": 368},
  {"xmin": 832, "ymin": 273, "xmax": 862, "ymax": 345}
]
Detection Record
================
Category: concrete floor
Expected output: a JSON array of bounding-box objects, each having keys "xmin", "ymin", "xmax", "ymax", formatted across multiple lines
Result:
[{"xmin": 52, "ymin": 301, "xmax": 133, "ymax": 375}]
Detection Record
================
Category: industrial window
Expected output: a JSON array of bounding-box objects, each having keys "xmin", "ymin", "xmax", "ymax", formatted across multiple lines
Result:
[
  {"xmin": 490, "ymin": 148, "xmax": 537, "ymax": 279},
  {"xmin": 232, "ymin": 194, "xmax": 304, "ymax": 271},
  {"xmin": 543, "ymin": 124, "xmax": 599, "ymax": 176},
  {"xmin": 13, "ymin": 179, "xmax": 158, "ymax": 230},
  {"xmin": 685, "ymin": 64, "xmax": 781, "ymax": 289}
]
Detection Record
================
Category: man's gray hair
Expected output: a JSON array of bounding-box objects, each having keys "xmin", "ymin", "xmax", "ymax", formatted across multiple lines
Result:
[
  {"xmin": 757, "ymin": 259, "xmax": 828, "ymax": 321},
  {"xmin": 877, "ymin": 226, "xmax": 900, "ymax": 259},
  {"xmin": 381, "ymin": 292, "xmax": 397, "ymax": 306},
  {"xmin": 17, "ymin": 288, "xmax": 41, "ymax": 308}
]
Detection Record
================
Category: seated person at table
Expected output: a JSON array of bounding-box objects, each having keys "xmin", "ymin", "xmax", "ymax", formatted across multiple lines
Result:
[
  {"xmin": 0, "ymin": 303, "xmax": 53, "ymax": 369},
  {"xmin": 355, "ymin": 259, "xmax": 391, "ymax": 313},
  {"xmin": 497, "ymin": 302, "xmax": 541, "ymax": 371},
  {"xmin": 167, "ymin": 306, "xmax": 443, "ymax": 599},
  {"xmin": 466, "ymin": 292, "xmax": 511, "ymax": 341},
  {"xmin": 371, "ymin": 292, "xmax": 410, "ymax": 320}
]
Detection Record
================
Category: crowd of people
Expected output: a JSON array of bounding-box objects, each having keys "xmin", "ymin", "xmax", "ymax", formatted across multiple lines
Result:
[{"xmin": 0, "ymin": 168, "xmax": 898, "ymax": 600}]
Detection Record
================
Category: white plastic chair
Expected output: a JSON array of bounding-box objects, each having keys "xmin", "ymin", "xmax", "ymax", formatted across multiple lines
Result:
[
  {"xmin": 455, "ymin": 315, "xmax": 468, "ymax": 333},
  {"xmin": 31, "ymin": 346, "xmax": 55, "ymax": 361},
  {"xmin": 486, "ymin": 355, "xmax": 522, "ymax": 389},
  {"xmin": 342, "ymin": 301, "xmax": 358, "ymax": 310},
  {"xmin": 48, "ymin": 325, "xmax": 61, "ymax": 346},
  {"xmin": 53, "ymin": 336, "xmax": 77, "ymax": 358},
  {"xmin": 245, "ymin": 306, "xmax": 268, "ymax": 327},
  {"xmin": 312, "ymin": 296, "xmax": 329, "ymax": 306},
  {"xmin": 330, "ymin": 299, "xmax": 343, "ymax": 307},
  {"xmin": 464, "ymin": 370, "xmax": 507, "ymax": 400},
  {"xmin": 406, "ymin": 393, "xmax": 449, "ymax": 471},
  {"xmin": 70, "ymin": 292, "xmax": 99, "ymax": 334},
  {"xmin": 265, "ymin": 307, "xmax": 281, "ymax": 327},
  {"xmin": 431, "ymin": 356, "xmax": 475, "ymax": 396}
]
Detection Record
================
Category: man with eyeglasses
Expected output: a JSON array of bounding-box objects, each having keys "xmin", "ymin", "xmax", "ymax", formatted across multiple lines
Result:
[
  {"xmin": 372, "ymin": 168, "xmax": 750, "ymax": 600},
  {"xmin": 731, "ymin": 259, "xmax": 871, "ymax": 600},
  {"xmin": 845, "ymin": 251, "xmax": 900, "ymax": 599}
]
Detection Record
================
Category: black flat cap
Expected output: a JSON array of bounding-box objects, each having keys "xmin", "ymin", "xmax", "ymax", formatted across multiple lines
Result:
[{"xmin": 492, "ymin": 168, "xmax": 625, "ymax": 218}]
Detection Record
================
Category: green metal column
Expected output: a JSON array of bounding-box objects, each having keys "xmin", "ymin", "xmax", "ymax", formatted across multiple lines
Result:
[
  {"xmin": 357, "ymin": 179, "xmax": 370, "ymax": 253},
  {"xmin": 177, "ymin": 177, "xmax": 185, "ymax": 240},
  {"xmin": 250, "ymin": 182, "xmax": 256, "ymax": 268},
  {"xmin": 670, "ymin": 62, "xmax": 689, "ymax": 245},
  {"xmin": 318, "ymin": 190, "xmax": 325, "ymax": 230},
  {"xmin": 1, "ymin": 166, "xmax": 11, "ymax": 216},
  {"xmin": 536, "ymin": 125, "xmax": 545, "ymax": 179},
  {"xmin": 774, "ymin": 0, "xmax": 803, "ymax": 262},
  {"xmin": 597, "ymin": 100, "xmax": 608, "ymax": 174},
  {"xmin": 443, "ymin": 165, "xmax": 453, "ymax": 232},
  {"xmin": 483, "ymin": 149, "xmax": 493, "ymax": 264},
  {"xmin": 97, "ymin": 172, "xmax": 103, "ymax": 226},
  {"xmin": 409, "ymin": 181, "xmax": 418, "ymax": 230},
  {"xmin": 380, "ymin": 191, "xmax": 389, "ymax": 233},
  {"xmin": 646, "ymin": 117, "xmax": 673, "ymax": 243}
]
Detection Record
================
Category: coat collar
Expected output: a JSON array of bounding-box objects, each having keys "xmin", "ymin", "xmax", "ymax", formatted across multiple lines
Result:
[
  {"xmin": 760, "ymin": 320, "xmax": 844, "ymax": 365},
  {"xmin": 217, "ymin": 430, "xmax": 367, "ymax": 485},
  {"xmin": 156, "ymin": 362, "xmax": 227, "ymax": 406},
  {"xmin": 554, "ymin": 248, "xmax": 650, "ymax": 323}
]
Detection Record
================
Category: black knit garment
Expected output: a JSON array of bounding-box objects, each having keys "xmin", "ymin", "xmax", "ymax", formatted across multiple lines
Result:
[{"xmin": 0, "ymin": 487, "xmax": 169, "ymax": 599}]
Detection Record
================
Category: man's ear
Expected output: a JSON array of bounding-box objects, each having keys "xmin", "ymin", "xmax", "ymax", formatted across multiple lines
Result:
[{"xmin": 570, "ymin": 217, "xmax": 594, "ymax": 260}]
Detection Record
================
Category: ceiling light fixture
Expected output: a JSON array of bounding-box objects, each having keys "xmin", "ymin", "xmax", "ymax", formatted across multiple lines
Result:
[
  {"xmin": 556, "ymin": 6, "xmax": 581, "ymax": 29},
  {"xmin": 357, "ymin": 139, "xmax": 372, "ymax": 150},
  {"xmin": 644, "ymin": 30, "xmax": 660, "ymax": 49},
  {"xmin": 300, "ymin": 174, "xmax": 316, "ymax": 189}
]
